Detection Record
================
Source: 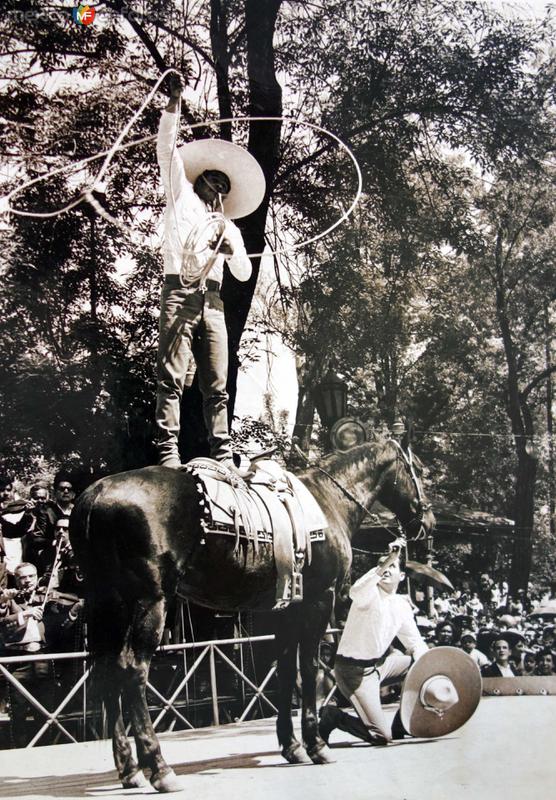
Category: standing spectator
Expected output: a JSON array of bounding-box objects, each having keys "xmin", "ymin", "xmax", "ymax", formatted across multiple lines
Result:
[
  {"xmin": 459, "ymin": 631, "xmax": 489, "ymax": 669},
  {"xmin": 478, "ymin": 574, "xmax": 493, "ymax": 609},
  {"xmin": 0, "ymin": 475, "xmax": 34, "ymax": 588},
  {"xmin": 433, "ymin": 592, "xmax": 452, "ymax": 618},
  {"xmin": 22, "ymin": 482, "xmax": 50, "ymax": 571},
  {"xmin": 465, "ymin": 592, "xmax": 484, "ymax": 618},
  {"xmin": 40, "ymin": 472, "xmax": 76, "ymax": 571},
  {"xmin": 490, "ymin": 582, "xmax": 501, "ymax": 609},
  {"xmin": 498, "ymin": 581, "xmax": 509, "ymax": 610},
  {"xmin": 481, "ymin": 638, "xmax": 517, "ymax": 677},
  {"xmin": 45, "ymin": 472, "xmax": 75, "ymax": 531},
  {"xmin": 43, "ymin": 518, "xmax": 83, "ymax": 596}
]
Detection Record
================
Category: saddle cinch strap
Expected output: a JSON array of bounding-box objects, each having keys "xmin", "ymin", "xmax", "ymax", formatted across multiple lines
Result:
[{"xmin": 184, "ymin": 458, "xmax": 327, "ymax": 609}]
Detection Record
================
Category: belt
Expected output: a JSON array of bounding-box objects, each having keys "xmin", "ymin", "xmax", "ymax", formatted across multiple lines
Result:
[
  {"xmin": 164, "ymin": 275, "xmax": 221, "ymax": 293},
  {"xmin": 335, "ymin": 653, "xmax": 385, "ymax": 668}
]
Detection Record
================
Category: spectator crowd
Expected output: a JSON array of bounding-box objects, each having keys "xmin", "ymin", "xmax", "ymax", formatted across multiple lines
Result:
[
  {"xmin": 415, "ymin": 572, "xmax": 556, "ymax": 678},
  {"xmin": 0, "ymin": 470, "xmax": 85, "ymax": 747}
]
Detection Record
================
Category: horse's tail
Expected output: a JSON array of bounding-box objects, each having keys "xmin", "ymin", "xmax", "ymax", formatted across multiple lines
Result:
[{"xmin": 70, "ymin": 480, "xmax": 132, "ymax": 699}]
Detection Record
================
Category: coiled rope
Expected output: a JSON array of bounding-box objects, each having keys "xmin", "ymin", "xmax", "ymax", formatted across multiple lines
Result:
[{"xmin": 1, "ymin": 71, "xmax": 363, "ymax": 260}]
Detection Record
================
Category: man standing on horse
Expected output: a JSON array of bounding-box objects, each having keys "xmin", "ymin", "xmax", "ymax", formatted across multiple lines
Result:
[
  {"xmin": 155, "ymin": 73, "xmax": 265, "ymax": 468},
  {"xmin": 319, "ymin": 537, "xmax": 427, "ymax": 745}
]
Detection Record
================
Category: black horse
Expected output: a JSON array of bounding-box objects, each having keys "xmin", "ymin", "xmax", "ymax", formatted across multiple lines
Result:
[{"xmin": 69, "ymin": 439, "xmax": 435, "ymax": 792}]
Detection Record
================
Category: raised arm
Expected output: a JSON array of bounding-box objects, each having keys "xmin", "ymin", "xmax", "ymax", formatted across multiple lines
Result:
[
  {"xmin": 349, "ymin": 537, "xmax": 406, "ymax": 607},
  {"xmin": 156, "ymin": 74, "xmax": 191, "ymax": 203}
]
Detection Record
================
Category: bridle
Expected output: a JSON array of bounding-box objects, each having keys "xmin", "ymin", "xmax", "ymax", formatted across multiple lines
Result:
[
  {"xmin": 315, "ymin": 439, "xmax": 431, "ymax": 542},
  {"xmin": 390, "ymin": 439, "xmax": 431, "ymax": 540}
]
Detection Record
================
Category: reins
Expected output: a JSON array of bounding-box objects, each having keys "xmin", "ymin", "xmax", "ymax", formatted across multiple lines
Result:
[{"xmin": 313, "ymin": 441, "xmax": 430, "ymax": 541}]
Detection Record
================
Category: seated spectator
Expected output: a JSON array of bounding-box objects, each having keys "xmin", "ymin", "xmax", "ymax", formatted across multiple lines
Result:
[
  {"xmin": 523, "ymin": 625, "xmax": 540, "ymax": 651},
  {"xmin": 0, "ymin": 563, "xmax": 52, "ymax": 747},
  {"xmin": 534, "ymin": 648, "xmax": 556, "ymax": 676},
  {"xmin": 540, "ymin": 624, "xmax": 555, "ymax": 652},
  {"xmin": 517, "ymin": 650, "xmax": 537, "ymax": 676},
  {"xmin": 495, "ymin": 613, "xmax": 517, "ymax": 631},
  {"xmin": 481, "ymin": 638, "xmax": 517, "ymax": 677},
  {"xmin": 509, "ymin": 631, "xmax": 526, "ymax": 669},
  {"xmin": 434, "ymin": 620, "xmax": 456, "ymax": 646},
  {"xmin": 459, "ymin": 630, "xmax": 489, "ymax": 668},
  {"xmin": 0, "ymin": 475, "xmax": 35, "ymax": 588}
]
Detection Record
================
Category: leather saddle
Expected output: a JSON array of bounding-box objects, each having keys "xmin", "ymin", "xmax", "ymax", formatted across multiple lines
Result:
[{"xmin": 182, "ymin": 456, "xmax": 328, "ymax": 609}]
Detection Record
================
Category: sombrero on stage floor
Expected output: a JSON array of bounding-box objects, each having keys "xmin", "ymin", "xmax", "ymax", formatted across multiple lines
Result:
[
  {"xmin": 179, "ymin": 139, "xmax": 266, "ymax": 219},
  {"xmin": 400, "ymin": 646, "xmax": 482, "ymax": 738}
]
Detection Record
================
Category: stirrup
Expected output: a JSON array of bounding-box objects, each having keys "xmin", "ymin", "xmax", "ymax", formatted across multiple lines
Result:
[{"xmin": 291, "ymin": 570, "xmax": 303, "ymax": 601}]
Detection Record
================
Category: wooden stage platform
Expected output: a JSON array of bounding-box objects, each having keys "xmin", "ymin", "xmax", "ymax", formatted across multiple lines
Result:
[{"xmin": 0, "ymin": 697, "xmax": 554, "ymax": 800}]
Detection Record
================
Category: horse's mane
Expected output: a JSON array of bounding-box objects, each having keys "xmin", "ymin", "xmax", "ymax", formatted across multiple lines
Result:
[
  {"xmin": 317, "ymin": 438, "xmax": 392, "ymax": 474},
  {"xmin": 313, "ymin": 437, "xmax": 425, "ymax": 480}
]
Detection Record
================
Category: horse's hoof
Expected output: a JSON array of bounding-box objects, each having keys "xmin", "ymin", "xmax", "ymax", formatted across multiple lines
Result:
[
  {"xmin": 281, "ymin": 742, "xmax": 312, "ymax": 765},
  {"xmin": 122, "ymin": 770, "xmax": 149, "ymax": 789},
  {"xmin": 307, "ymin": 744, "xmax": 336, "ymax": 765},
  {"xmin": 151, "ymin": 768, "xmax": 184, "ymax": 793}
]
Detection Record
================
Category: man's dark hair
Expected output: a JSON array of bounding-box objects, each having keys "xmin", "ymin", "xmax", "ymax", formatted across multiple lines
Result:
[
  {"xmin": 0, "ymin": 473, "xmax": 14, "ymax": 490},
  {"xmin": 194, "ymin": 169, "xmax": 231, "ymax": 195},
  {"xmin": 536, "ymin": 647, "xmax": 554, "ymax": 663},
  {"xmin": 53, "ymin": 470, "xmax": 73, "ymax": 489}
]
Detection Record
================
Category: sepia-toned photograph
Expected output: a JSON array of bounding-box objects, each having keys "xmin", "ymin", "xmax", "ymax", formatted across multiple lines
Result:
[{"xmin": 0, "ymin": 1, "xmax": 555, "ymax": 798}]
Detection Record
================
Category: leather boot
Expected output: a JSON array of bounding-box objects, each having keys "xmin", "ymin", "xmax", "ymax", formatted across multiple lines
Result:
[
  {"xmin": 319, "ymin": 705, "xmax": 380, "ymax": 745},
  {"xmin": 318, "ymin": 705, "xmax": 341, "ymax": 745},
  {"xmin": 391, "ymin": 708, "xmax": 410, "ymax": 740}
]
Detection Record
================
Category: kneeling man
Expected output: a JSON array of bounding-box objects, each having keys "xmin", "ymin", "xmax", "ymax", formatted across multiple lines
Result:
[{"xmin": 320, "ymin": 537, "xmax": 427, "ymax": 745}]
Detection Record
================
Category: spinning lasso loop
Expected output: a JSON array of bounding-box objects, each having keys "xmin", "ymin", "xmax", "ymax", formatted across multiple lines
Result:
[{"xmin": 1, "ymin": 71, "xmax": 363, "ymax": 259}]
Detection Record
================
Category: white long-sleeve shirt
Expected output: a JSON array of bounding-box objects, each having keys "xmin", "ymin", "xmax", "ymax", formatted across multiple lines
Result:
[
  {"xmin": 156, "ymin": 110, "xmax": 252, "ymax": 283},
  {"xmin": 337, "ymin": 567, "xmax": 429, "ymax": 661}
]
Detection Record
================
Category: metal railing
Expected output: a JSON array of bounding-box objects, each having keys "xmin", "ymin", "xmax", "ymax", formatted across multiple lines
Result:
[{"xmin": 0, "ymin": 631, "xmax": 338, "ymax": 748}]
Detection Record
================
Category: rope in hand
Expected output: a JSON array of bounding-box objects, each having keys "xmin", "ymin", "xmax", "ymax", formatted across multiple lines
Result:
[{"xmin": 1, "ymin": 72, "xmax": 363, "ymax": 258}]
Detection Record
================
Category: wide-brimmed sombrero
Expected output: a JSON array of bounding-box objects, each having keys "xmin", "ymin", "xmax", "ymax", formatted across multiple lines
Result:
[
  {"xmin": 400, "ymin": 646, "xmax": 482, "ymax": 738},
  {"xmin": 178, "ymin": 139, "xmax": 266, "ymax": 219}
]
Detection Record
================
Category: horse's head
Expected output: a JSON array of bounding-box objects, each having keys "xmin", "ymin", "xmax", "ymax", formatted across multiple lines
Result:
[{"xmin": 377, "ymin": 439, "xmax": 435, "ymax": 540}]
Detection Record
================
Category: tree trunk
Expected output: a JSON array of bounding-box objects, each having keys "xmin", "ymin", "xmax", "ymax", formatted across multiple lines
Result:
[
  {"xmin": 510, "ymin": 447, "xmax": 538, "ymax": 592},
  {"xmin": 289, "ymin": 354, "xmax": 324, "ymax": 464},
  {"xmin": 181, "ymin": 1, "xmax": 283, "ymax": 460},
  {"xmin": 493, "ymin": 230, "xmax": 537, "ymax": 593},
  {"xmin": 223, "ymin": 0, "xmax": 282, "ymax": 418}
]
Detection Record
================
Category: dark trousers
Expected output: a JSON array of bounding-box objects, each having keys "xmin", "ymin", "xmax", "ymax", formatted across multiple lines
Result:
[
  {"xmin": 333, "ymin": 651, "xmax": 412, "ymax": 743},
  {"xmin": 155, "ymin": 277, "xmax": 232, "ymax": 462}
]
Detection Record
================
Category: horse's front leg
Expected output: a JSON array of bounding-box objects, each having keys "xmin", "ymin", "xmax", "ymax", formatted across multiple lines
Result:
[
  {"xmin": 274, "ymin": 611, "xmax": 312, "ymax": 764},
  {"xmin": 299, "ymin": 590, "xmax": 335, "ymax": 764}
]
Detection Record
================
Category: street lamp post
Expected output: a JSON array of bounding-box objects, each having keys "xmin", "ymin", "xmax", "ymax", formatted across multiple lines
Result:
[{"xmin": 313, "ymin": 367, "xmax": 348, "ymax": 431}]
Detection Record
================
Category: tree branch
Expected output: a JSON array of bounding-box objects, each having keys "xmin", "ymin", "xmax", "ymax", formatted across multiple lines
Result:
[{"xmin": 521, "ymin": 364, "xmax": 556, "ymax": 402}]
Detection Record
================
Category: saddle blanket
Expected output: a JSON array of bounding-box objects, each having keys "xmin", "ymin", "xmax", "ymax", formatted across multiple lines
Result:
[{"xmin": 184, "ymin": 458, "xmax": 328, "ymax": 607}]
